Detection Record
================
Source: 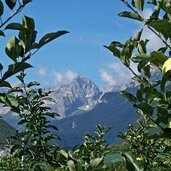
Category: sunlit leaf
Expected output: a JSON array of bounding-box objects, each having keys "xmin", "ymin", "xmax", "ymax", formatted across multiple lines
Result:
[
  {"xmin": 5, "ymin": 36, "xmax": 21, "ymax": 61},
  {"xmin": 122, "ymin": 152, "xmax": 144, "ymax": 171},
  {"xmin": 67, "ymin": 160, "xmax": 75, "ymax": 171},
  {"xmin": 132, "ymin": 0, "xmax": 144, "ymax": 11}
]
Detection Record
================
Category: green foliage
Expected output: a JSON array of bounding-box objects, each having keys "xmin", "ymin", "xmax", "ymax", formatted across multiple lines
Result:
[
  {"xmin": 52, "ymin": 125, "xmax": 111, "ymax": 171},
  {"xmin": 1, "ymin": 0, "xmax": 171, "ymax": 170},
  {"xmin": 73, "ymin": 125, "xmax": 111, "ymax": 163},
  {"xmin": 0, "ymin": 0, "xmax": 68, "ymax": 170},
  {"xmin": 105, "ymin": 0, "xmax": 171, "ymax": 170}
]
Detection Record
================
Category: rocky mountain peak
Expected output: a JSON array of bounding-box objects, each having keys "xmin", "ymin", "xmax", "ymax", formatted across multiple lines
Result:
[{"xmin": 49, "ymin": 76, "xmax": 102, "ymax": 118}]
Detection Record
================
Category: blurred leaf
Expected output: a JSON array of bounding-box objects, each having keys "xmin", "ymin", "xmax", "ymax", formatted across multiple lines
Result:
[
  {"xmin": 161, "ymin": 70, "xmax": 171, "ymax": 92},
  {"xmin": 45, "ymin": 125, "xmax": 58, "ymax": 131},
  {"xmin": 137, "ymin": 40, "xmax": 147, "ymax": 54},
  {"xmin": 67, "ymin": 160, "xmax": 75, "ymax": 171},
  {"xmin": 136, "ymin": 103, "xmax": 153, "ymax": 115},
  {"xmin": 5, "ymin": 0, "xmax": 16, "ymax": 10},
  {"xmin": 38, "ymin": 30, "xmax": 69, "ymax": 48},
  {"xmin": 5, "ymin": 23, "xmax": 28, "ymax": 31},
  {"xmin": 22, "ymin": 15, "xmax": 35, "ymax": 30},
  {"xmin": 104, "ymin": 44, "xmax": 121, "ymax": 57},
  {"xmin": 5, "ymin": 36, "xmax": 21, "ymax": 61},
  {"xmin": 46, "ymin": 166, "xmax": 56, "ymax": 171},
  {"xmin": 0, "ymin": 63, "xmax": 4, "ymax": 71},
  {"xmin": 6, "ymin": 94, "xmax": 18, "ymax": 107},
  {"xmin": 89, "ymin": 158, "xmax": 103, "ymax": 168},
  {"xmin": 149, "ymin": 19, "xmax": 171, "ymax": 39},
  {"xmin": 121, "ymin": 91, "xmax": 137, "ymax": 104},
  {"xmin": 0, "ymin": 30, "xmax": 5, "ymax": 37},
  {"xmin": 147, "ymin": 0, "xmax": 157, "ymax": 5},
  {"xmin": 59, "ymin": 149, "xmax": 68, "ymax": 159},
  {"xmin": 27, "ymin": 81, "xmax": 40, "ymax": 88},
  {"xmin": 122, "ymin": 152, "xmax": 144, "ymax": 171},
  {"xmin": 134, "ymin": 29, "xmax": 143, "ymax": 41},
  {"xmin": 118, "ymin": 11, "xmax": 143, "ymax": 21},
  {"xmin": 0, "ymin": 80, "xmax": 11, "ymax": 88},
  {"xmin": 132, "ymin": 0, "xmax": 144, "ymax": 11},
  {"xmin": 2, "ymin": 62, "xmax": 32, "ymax": 81},
  {"xmin": 0, "ymin": 0, "xmax": 4, "ymax": 16}
]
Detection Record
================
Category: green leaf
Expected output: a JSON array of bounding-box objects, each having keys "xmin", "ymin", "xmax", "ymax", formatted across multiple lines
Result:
[
  {"xmin": 22, "ymin": 0, "xmax": 32, "ymax": 4},
  {"xmin": 121, "ymin": 91, "xmax": 137, "ymax": 104},
  {"xmin": 67, "ymin": 160, "xmax": 75, "ymax": 171},
  {"xmin": 18, "ymin": 119, "xmax": 27, "ymax": 125},
  {"xmin": 2, "ymin": 62, "xmax": 32, "ymax": 81},
  {"xmin": 137, "ymin": 40, "xmax": 147, "ymax": 54},
  {"xmin": 33, "ymin": 165, "xmax": 42, "ymax": 171},
  {"xmin": 134, "ymin": 29, "xmax": 143, "ymax": 41},
  {"xmin": 46, "ymin": 166, "xmax": 56, "ymax": 171},
  {"xmin": 149, "ymin": 19, "xmax": 171, "ymax": 39},
  {"xmin": 0, "ymin": 30, "xmax": 5, "ymax": 37},
  {"xmin": 6, "ymin": 94, "xmax": 18, "ymax": 107},
  {"xmin": 118, "ymin": 11, "xmax": 143, "ymax": 22},
  {"xmin": 0, "ymin": 0, "xmax": 4, "ymax": 16},
  {"xmin": 27, "ymin": 81, "xmax": 40, "ymax": 88},
  {"xmin": 104, "ymin": 44, "xmax": 121, "ymax": 57},
  {"xmin": 38, "ymin": 30, "xmax": 69, "ymax": 48},
  {"xmin": 22, "ymin": 15, "xmax": 35, "ymax": 30},
  {"xmin": 45, "ymin": 125, "xmax": 58, "ymax": 131},
  {"xmin": 136, "ymin": 85, "xmax": 144, "ymax": 102},
  {"xmin": 59, "ymin": 149, "xmax": 68, "ymax": 159},
  {"xmin": 10, "ymin": 144, "xmax": 22, "ymax": 154},
  {"xmin": 0, "ymin": 63, "xmax": 3, "ymax": 70},
  {"xmin": 122, "ymin": 152, "xmax": 144, "ymax": 171},
  {"xmin": 5, "ymin": 0, "xmax": 16, "ymax": 10},
  {"xmin": 9, "ymin": 87, "xmax": 23, "ymax": 93},
  {"xmin": 5, "ymin": 23, "xmax": 28, "ymax": 31},
  {"xmin": 161, "ymin": 70, "xmax": 171, "ymax": 92},
  {"xmin": 0, "ymin": 81, "xmax": 11, "ymax": 88},
  {"xmin": 136, "ymin": 103, "xmax": 154, "ymax": 115},
  {"xmin": 89, "ymin": 158, "xmax": 103, "ymax": 168},
  {"xmin": 147, "ymin": 0, "xmax": 157, "ymax": 5},
  {"xmin": 5, "ymin": 36, "xmax": 21, "ymax": 61},
  {"xmin": 132, "ymin": 0, "xmax": 144, "ymax": 11}
]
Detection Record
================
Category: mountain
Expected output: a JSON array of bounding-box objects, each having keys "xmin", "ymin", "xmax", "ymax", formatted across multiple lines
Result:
[
  {"xmin": 52, "ymin": 90, "xmax": 138, "ymax": 148},
  {"xmin": 47, "ymin": 76, "xmax": 102, "ymax": 118},
  {"xmin": 2, "ymin": 76, "xmax": 138, "ymax": 148},
  {"xmin": 0, "ymin": 119, "xmax": 15, "ymax": 148}
]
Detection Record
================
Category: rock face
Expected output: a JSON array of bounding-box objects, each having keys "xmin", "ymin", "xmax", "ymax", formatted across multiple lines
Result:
[{"xmin": 49, "ymin": 76, "xmax": 102, "ymax": 118}]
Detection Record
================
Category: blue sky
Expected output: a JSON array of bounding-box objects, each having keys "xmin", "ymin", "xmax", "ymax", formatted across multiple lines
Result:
[{"xmin": 3, "ymin": 0, "xmax": 164, "ymax": 89}]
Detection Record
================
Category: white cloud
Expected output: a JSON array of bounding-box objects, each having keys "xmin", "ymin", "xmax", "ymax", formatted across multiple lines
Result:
[
  {"xmin": 99, "ymin": 61, "xmax": 137, "ymax": 90},
  {"xmin": 37, "ymin": 66, "xmax": 78, "ymax": 87},
  {"xmin": 38, "ymin": 67, "xmax": 47, "ymax": 77},
  {"xmin": 52, "ymin": 70, "xmax": 78, "ymax": 86},
  {"xmin": 99, "ymin": 69, "xmax": 116, "ymax": 87}
]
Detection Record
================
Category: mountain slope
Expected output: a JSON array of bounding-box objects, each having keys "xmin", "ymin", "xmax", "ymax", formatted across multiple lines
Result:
[
  {"xmin": 0, "ymin": 119, "xmax": 15, "ymax": 147},
  {"xmin": 53, "ymin": 91, "xmax": 138, "ymax": 148}
]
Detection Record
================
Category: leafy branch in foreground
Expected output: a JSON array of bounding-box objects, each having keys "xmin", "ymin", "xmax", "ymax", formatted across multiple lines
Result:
[{"xmin": 105, "ymin": 0, "xmax": 171, "ymax": 170}]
